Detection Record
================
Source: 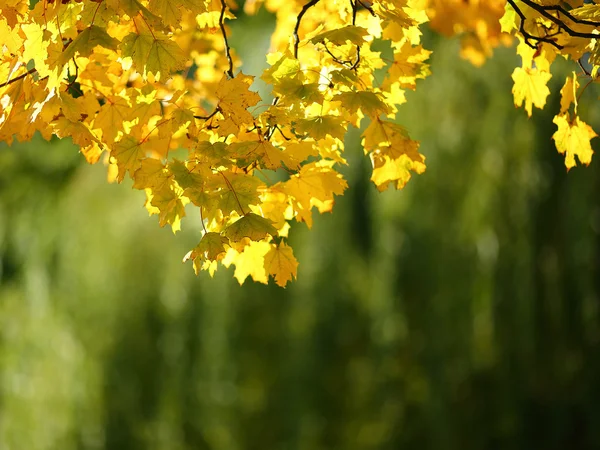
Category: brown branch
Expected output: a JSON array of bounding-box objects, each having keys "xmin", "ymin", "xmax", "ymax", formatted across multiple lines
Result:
[
  {"xmin": 350, "ymin": 0, "xmax": 361, "ymax": 70},
  {"xmin": 0, "ymin": 68, "xmax": 38, "ymax": 89},
  {"xmin": 507, "ymin": 0, "xmax": 563, "ymax": 49},
  {"xmin": 356, "ymin": 0, "xmax": 375, "ymax": 16},
  {"xmin": 522, "ymin": 0, "xmax": 600, "ymax": 28},
  {"xmin": 323, "ymin": 42, "xmax": 354, "ymax": 66},
  {"xmin": 511, "ymin": 0, "xmax": 600, "ymax": 43},
  {"xmin": 194, "ymin": 107, "xmax": 220, "ymax": 121},
  {"xmin": 293, "ymin": 0, "xmax": 321, "ymax": 58},
  {"xmin": 219, "ymin": 0, "xmax": 234, "ymax": 78}
]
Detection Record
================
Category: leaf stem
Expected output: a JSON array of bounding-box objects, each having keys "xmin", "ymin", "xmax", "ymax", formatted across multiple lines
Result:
[
  {"xmin": 219, "ymin": 171, "xmax": 246, "ymax": 216},
  {"xmin": 219, "ymin": 0, "xmax": 234, "ymax": 78},
  {"xmin": 0, "ymin": 68, "xmax": 37, "ymax": 88},
  {"xmin": 293, "ymin": 0, "xmax": 321, "ymax": 59}
]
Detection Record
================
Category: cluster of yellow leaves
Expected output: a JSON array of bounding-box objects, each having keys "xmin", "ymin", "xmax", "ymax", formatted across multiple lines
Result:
[
  {"xmin": 4, "ymin": 0, "xmax": 596, "ymax": 286},
  {"xmin": 500, "ymin": 0, "xmax": 598, "ymax": 170},
  {"xmin": 429, "ymin": 0, "xmax": 598, "ymax": 171},
  {"xmin": 0, "ymin": 0, "xmax": 431, "ymax": 286},
  {"xmin": 427, "ymin": 0, "xmax": 511, "ymax": 66}
]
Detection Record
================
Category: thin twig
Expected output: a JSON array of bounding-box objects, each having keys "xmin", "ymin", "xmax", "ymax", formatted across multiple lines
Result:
[
  {"xmin": 199, "ymin": 207, "xmax": 208, "ymax": 234},
  {"xmin": 0, "ymin": 68, "xmax": 38, "ymax": 89},
  {"xmin": 323, "ymin": 42, "xmax": 353, "ymax": 66},
  {"xmin": 577, "ymin": 58, "xmax": 590, "ymax": 77},
  {"xmin": 350, "ymin": 0, "xmax": 361, "ymax": 70},
  {"xmin": 219, "ymin": 0, "xmax": 234, "ymax": 78},
  {"xmin": 293, "ymin": 0, "xmax": 321, "ymax": 58},
  {"xmin": 507, "ymin": 0, "xmax": 563, "ymax": 50},
  {"xmin": 356, "ymin": 0, "xmax": 375, "ymax": 16},
  {"xmin": 194, "ymin": 107, "xmax": 220, "ymax": 121},
  {"xmin": 522, "ymin": 0, "xmax": 600, "ymax": 28},
  {"xmin": 516, "ymin": 0, "xmax": 600, "ymax": 41}
]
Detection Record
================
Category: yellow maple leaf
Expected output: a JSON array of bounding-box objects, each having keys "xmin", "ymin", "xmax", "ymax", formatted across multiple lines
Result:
[
  {"xmin": 93, "ymin": 95, "xmax": 131, "ymax": 143},
  {"xmin": 559, "ymin": 72, "xmax": 579, "ymax": 115},
  {"xmin": 111, "ymin": 135, "xmax": 146, "ymax": 182},
  {"xmin": 264, "ymin": 241, "xmax": 298, "ymax": 287},
  {"xmin": 22, "ymin": 22, "xmax": 50, "ymax": 76},
  {"xmin": 145, "ymin": 182, "xmax": 188, "ymax": 232},
  {"xmin": 222, "ymin": 213, "xmax": 277, "ymax": 242},
  {"xmin": 183, "ymin": 232, "xmax": 229, "ymax": 274},
  {"xmin": 132, "ymin": 158, "xmax": 170, "ymax": 190},
  {"xmin": 283, "ymin": 161, "xmax": 348, "ymax": 227},
  {"xmin": 215, "ymin": 72, "xmax": 261, "ymax": 128},
  {"xmin": 310, "ymin": 25, "xmax": 369, "ymax": 46},
  {"xmin": 294, "ymin": 115, "xmax": 347, "ymax": 141},
  {"xmin": 121, "ymin": 32, "xmax": 186, "ymax": 80},
  {"xmin": 222, "ymin": 241, "xmax": 271, "ymax": 285},
  {"xmin": 552, "ymin": 113, "xmax": 596, "ymax": 170},
  {"xmin": 384, "ymin": 42, "xmax": 431, "ymax": 90},
  {"xmin": 58, "ymin": 25, "xmax": 119, "ymax": 67},
  {"xmin": 362, "ymin": 118, "xmax": 425, "ymax": 191},
  {"xmin": 331, "ymin": 91, "xmax": 390, "ymax": 118},
  {"xmin": 511, "ymin": 66, "xmax": 552, "ymax": 117}
]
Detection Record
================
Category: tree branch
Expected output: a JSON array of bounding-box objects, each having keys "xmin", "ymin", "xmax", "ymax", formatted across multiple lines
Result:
[
  {"xmin": 0, "ymin": 68, "xmax": 37, "ymax": 89},
  {"xmin": 507, "ymin": 0, "xmax": 563, "ymax": 49},
  {"xmin": 508, "ymin": 0, "xmax": 600, "ymax": 49},
  {"xmin": 219, "ymin": 0, "xmax": 234, "ymax": 78},
  {"xmin": 294, "ymin": 0, "xmax": 321, "ymax": 58}
]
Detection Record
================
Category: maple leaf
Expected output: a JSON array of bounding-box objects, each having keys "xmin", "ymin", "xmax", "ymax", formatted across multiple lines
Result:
[
  {"xmin": 148, "ymin": 0, "xmax": 206, "ymax": 27},
  {"xmin": 169, "ymin": 159, "xmax": 204, "ymax": 190},
  {"xmin": 559, "ymin": 73, "xmax": 579, "ymax": 115},
  {"xmin": 384, "ymin": 42, "xmax": 431, "ymax": 90},
  {"xmin": 283, "ymin": 161, "xmax": 348, "ymax": 227},
  {"xmin": 223, "ymin": 213, "xmax": 278, "ymax": 242},
  {"xmin": 59, "ymin": 25, "xmax": 119, "ymax": 66},
  {"xmin": 183, "ymin": 232, "xmax": 229, "ymax": 274},
  {"xmin": 111, "ymin": 135, "xmax": 146, "ymax": 182},
  {"xmin": 332, "ymin": 91, "xmax": 389, "ymax": 118},
  {"xmin": 362, "ymin": 118, "xmax": 425, "ymax": 191},
  {"xmin": 294, "ymin": 115, "xmax": 347, "ymax": 141},
  {"xmin": 222, "ymin": 241, "xmax": 271, "ymax": 285},
  {"xmin": 228, "ymin": 139, "xmax": 284, "ymax": 170},
  {"xmin": 215, "ymin": 73, "xmax": 261, "ymax": 128},
  {"xmin": 511, "ymin": 67, "xmax": 552, "ymax": 117},
  {"xmin": 93, "ymin": 96, "xmax": 131, "ymax": 143},
  {"xmin": 146, "ymin": 182, "xmax": 188, "ymax": 232},
  {"xmin": 121, "ymin": 32, "xmax": 186, "ymax": 80},
  {"xmin": 552, "ymin": 113, "xmax": 596, "ymax": 170},
  {"xmin": 215, "ymin": 173, "xmax": 265, "ymax": 216},
  {"xmin": 264, "ymin": 241, "xmax": 298, "ymax": 287},
  {"xmin": 132, "ymin": 158, "xmax": 170, "ymax": 190},
  {"xmin": 310, "ymin": 25, "xmax": 369, "ymax": 46}
]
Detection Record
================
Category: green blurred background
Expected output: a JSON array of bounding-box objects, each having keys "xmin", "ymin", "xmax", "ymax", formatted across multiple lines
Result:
[{"xmin": 2, "ymin": 9, "xmax": 600, "ymax": 450}]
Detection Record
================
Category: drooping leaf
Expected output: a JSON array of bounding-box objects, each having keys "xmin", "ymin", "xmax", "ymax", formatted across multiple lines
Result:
[
  {"xmin": 553, "ymin": 113, "xmax": 596, "ymax": 170},
  {"xmin": 223, "ymin": 213, "xmax": 278, "ymax": 242},
  {"xmin": 59, "ymin": 25, "xmax": 119, "ymax": 66},
  {"xmin": 310, "ymin": 25, "xmax": 369, "ymax": 46},
  {"xmin": 121, "ymin": 31, "xmax": 186, "ymax": 80},
  {"xmin": 264, "ymin": 241, "xmax": 298, "ymax": 287}
]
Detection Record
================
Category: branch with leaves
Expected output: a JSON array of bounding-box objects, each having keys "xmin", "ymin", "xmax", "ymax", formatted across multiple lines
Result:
[{"xmin": 1, "ymin": 0, "xmax": 598, "ymax": 287}]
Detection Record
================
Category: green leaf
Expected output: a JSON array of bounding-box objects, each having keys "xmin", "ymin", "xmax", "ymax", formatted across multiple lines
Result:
[
  {"xmin": 59, "ymin": 25, "xmax": 119, "ymax": 66},
  {"xmin": 121, "ymin": 32, "xmax": 186, "ymax": 80},
  {"xmin": 310, "ymin": 25, "xmax": 369, "ymax": 46},
  {"xmin": 169, "ymin": 159, "xmax": 203, "ymax": 189},
  {"xmin": 294, "ymin": 115, "xmax": 347, "ymax": 141},
  {"xmin": 332, "ymin": 91, "xmax": 390, "ymax": 118},
  {"xmin": 223, "ymin": 213, "xmax": 277, "ymax": 242}
]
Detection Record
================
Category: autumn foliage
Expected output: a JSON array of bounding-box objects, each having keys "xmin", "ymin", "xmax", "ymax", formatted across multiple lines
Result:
[{"xmin": 0, "ymin": 0, "xmax": 598, "ymax": 286}]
